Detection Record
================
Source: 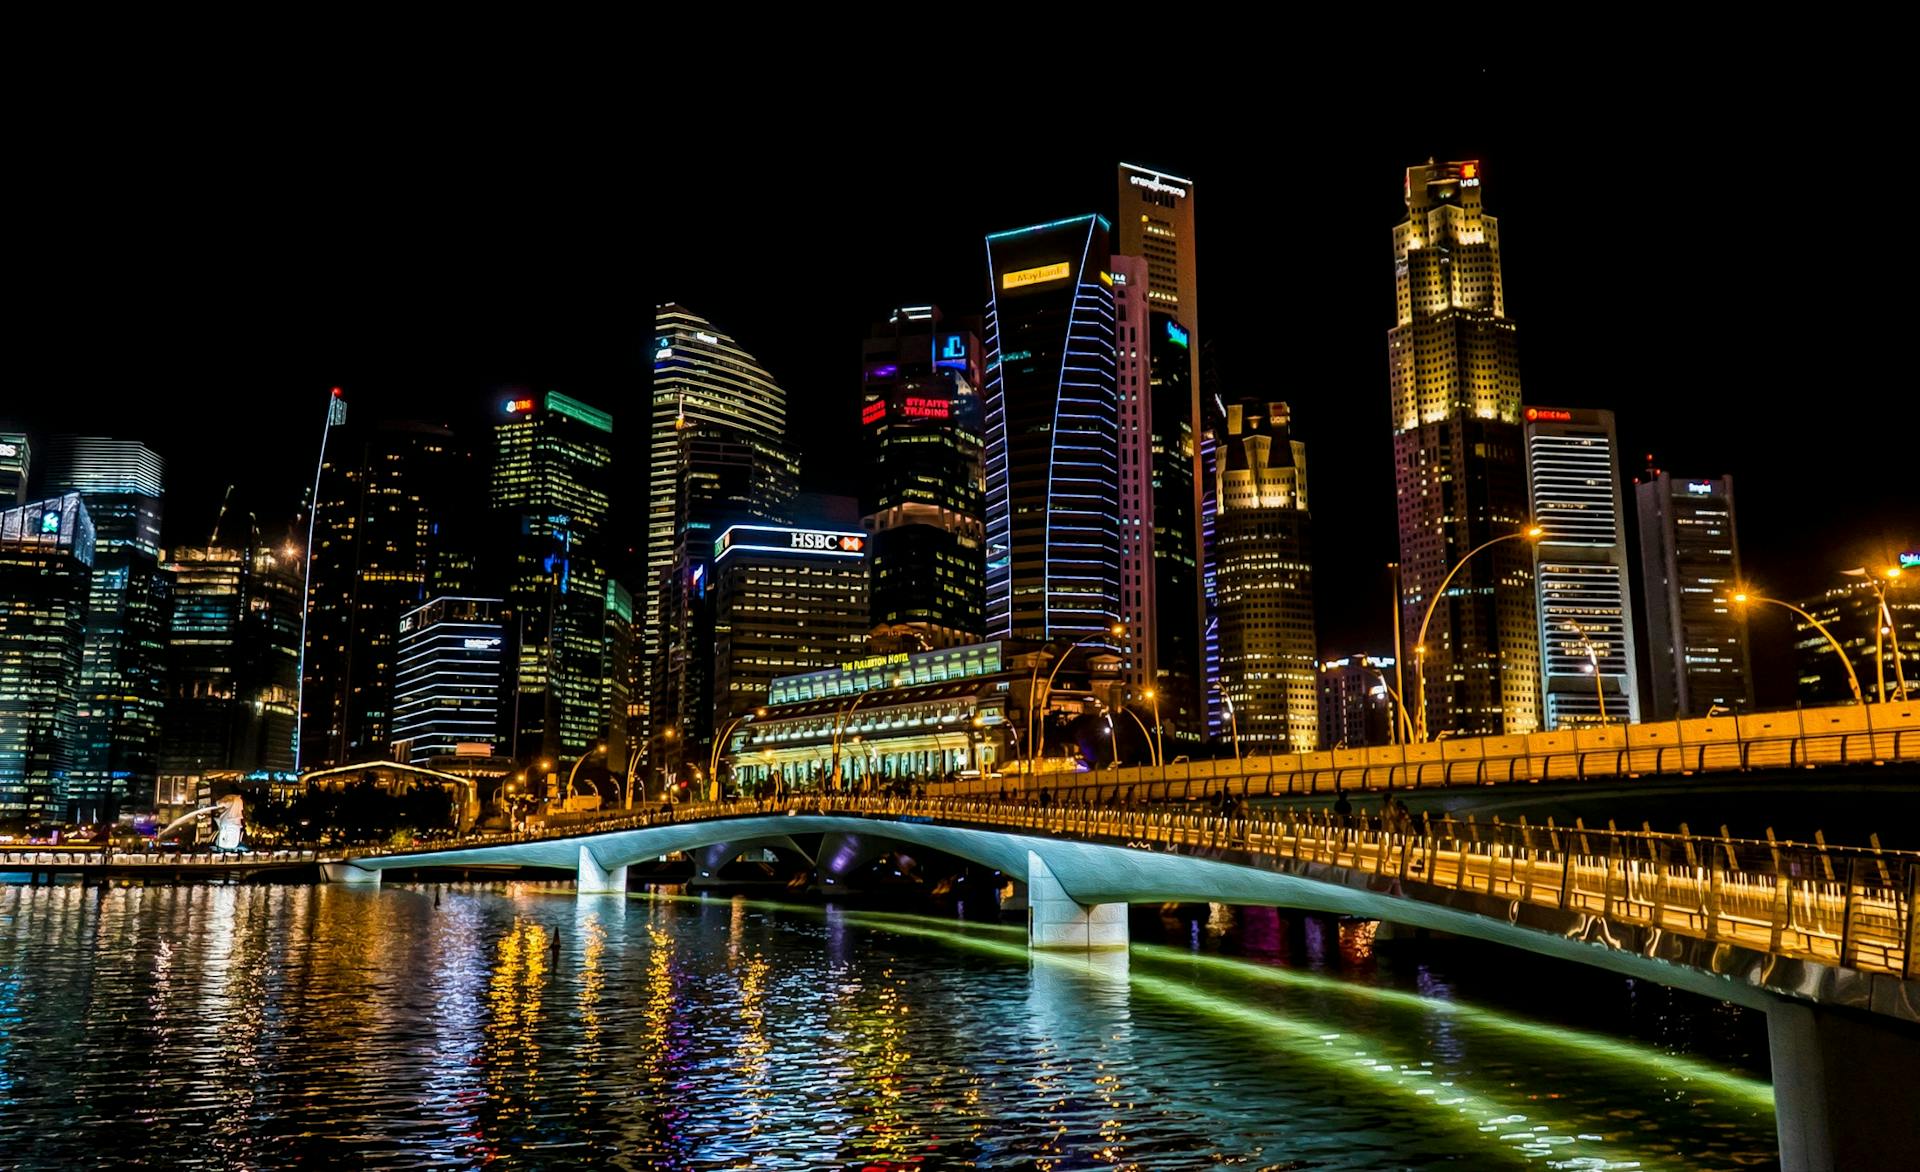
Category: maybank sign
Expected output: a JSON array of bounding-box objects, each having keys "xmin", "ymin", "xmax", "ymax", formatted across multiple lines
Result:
[
  {"xmin": 1001, "ymin": 261, "xmax": 1072, "ymax": 290},
  {"xmin": 715, "ymin": 525, "xmax": 868, "ymax": 562}
]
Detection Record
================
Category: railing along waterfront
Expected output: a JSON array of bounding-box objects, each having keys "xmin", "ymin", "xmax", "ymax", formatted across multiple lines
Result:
[
  {"xmin": 926, "ymin": 700, "xmax": 1920, "ymax": 802},
  {"xmin": 359, "ymin": 794, "xmax": 1919, "ymax": 981}
]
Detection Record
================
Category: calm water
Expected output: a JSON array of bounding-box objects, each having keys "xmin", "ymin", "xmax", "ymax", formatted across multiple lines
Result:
[{"xmin": 0, "ymin": 882, "xmax": 1778, "ymax": 1170}]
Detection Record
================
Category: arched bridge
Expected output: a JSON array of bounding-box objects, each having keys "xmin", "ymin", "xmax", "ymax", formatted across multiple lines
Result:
[{"xmin": 332, "ymin": 795, "xmax": 1919, "ymax": 1170}]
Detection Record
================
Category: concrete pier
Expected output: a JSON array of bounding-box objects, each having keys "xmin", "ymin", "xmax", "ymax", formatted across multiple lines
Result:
[
  {"xmin": 575, "ymin": 846, "xmax": 627, "ymax": 896},
  {"xmin": 1768, "ymin": 1001, "xmax": 1920, "ymax": 1170},
  {"xmin": 1026, "ymin": 850, "xmax": 1127, "ymax": 950},
  {"xmin": 319, "ymin": 862, "xmax": 382, "ymax": 886}
]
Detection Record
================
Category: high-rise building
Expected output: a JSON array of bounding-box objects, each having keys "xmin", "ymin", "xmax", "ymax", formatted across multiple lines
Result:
[
  {"xmin": 304, "ymin": 420, "xmax": 476, "ymax": 768},
  {"xmin": 1113, "ymin": 256, "xmax": 1152, "ymax": 698},
  {"xmin": 1117, "ymin": 163, "xmax": 1199, "ymax": 358},
  {"xmin": 982, "ymin": 215, "xmax": 1120, "ymax": 644},
  {"xmin": 604, "ymin": 580, "xmax": 634, "ymax": 767},
  {"xmin": 1525, "ymin": 407, "xmax": 1641, "ymax": 729},
  {"xmin": 0, "ymin": 432, "xmax": 28, "ymax": 504},
  {"xmin": 491, "ymin": 391, "xmax": 615, "ymax": 764},
  {"xmin": 710, "ymin": 522, "xmax": 870, "ymax": 737},
  {"xmin": 1212, "ymin": 400, "xmax": 1316, "ymax": 751},
  {"xmin": 1636, "ymin": 471, "xmax": 1753, "ymax": 718},
  {"xmin": 1318, "ymin": 654, "xmax": 1400, "ymax": 749},
  {"xmin": 159, "ymin": 519, "xmax": 301, "ymax": 802},
  {"xmin": 42, "ymin": 437, "xmax": 169, "ymax": 819},
  {"xmin": 1388, "ymin": 159, "xmax": 1538, "ymax": 737},
  {"xmin": 392, "ymin": 596, "xmax": 507, "ymax": 765},
  {"xmin": 649, "ymin": 307, "xmax": 798, "ymax": 743},
  {"xmin": 0, "ymin": 494, "xmax": 94, "ymax": 820},
  {"xmin": 859, "ymin": 305, "xmax": 984, "ymax": 651},
  {"xmin": 1792, "ymin": 577, "xmax": 1917, "ymax": 706}
]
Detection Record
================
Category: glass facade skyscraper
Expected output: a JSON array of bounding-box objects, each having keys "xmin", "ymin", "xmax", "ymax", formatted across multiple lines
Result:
[
  {"xmin": 1525, "ymin": 407, "xmax": 1641, "ymax": 728},
  {"xmin": 0, "ymin": 494, "xmax": 94, "ymax": 820},
  {"xmin": 1636, "ymin": 471, "xmax": 1753, "ymax": 718},
  {"xmin": 42, "ymin": 436, "xmax": 168, "ymax": 819},
  {"xmin": 1388, "ymin": 160, "xmax": 1539, "ymax": 737},
  {"xmin": 392, "ymin": 596, "xmax": 506, "ymax": 764},
  {"xmin": 0, "ymin": 432, "xmax": 28, "ymax": 505},
  {"xmin": 982, "ymin": 215, "xmax": 1120, "ymax": 644}
]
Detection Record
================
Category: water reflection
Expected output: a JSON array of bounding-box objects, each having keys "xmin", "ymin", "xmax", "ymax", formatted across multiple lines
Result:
[{"xmin": 0, "ymin": 883, "xmax": 1777, "ymax": 1170}]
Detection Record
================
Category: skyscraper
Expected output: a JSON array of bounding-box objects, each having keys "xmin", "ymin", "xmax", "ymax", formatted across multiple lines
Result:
[
  {"xmin": 1791, "ymin": 576, "xmax": 1917, "ymax": 706},
  {"xmin": 1113, "ymin": 255, "xmax": 1153, "ymax": 702},
  {"xmin": 0, "ymin": 494, "xmax": 94, "ymax": 820},
  {"xmin": 983, "ymin": 215, "xmax": 1120, "ymax": 644},
  {"xmin": 0, "ymin": 432, "xmax": 27, "ymax": 505},
  {"xmin": 392, "ymin": 596, "xmax": 507, "ymax": 764},
  {"xmin": 1525, "ymin": 407, "xmax": 1641, "ymax": 728},
  {"xmin": 1212, "ymin": 400, "xmax": 1317, "ymax": 751},
  {"xmin": 859, "ymin": 305, "xmax": 984, "ymax": 650},
  {"xmin": 1389, "ymin": 159, "xmax": 1539, "ymax": 737},
  {"xmin": 492, "ymin": 391, "xmax": 615, "ymax": 763},
  {"xmin": 1636, "ymin": 471, "xmax": 1753, "ymax": 718},
  {"xmin": 304, "ymin": 420, "xmax": 476, "ymax": 768},
  {"xmin": 1318, "ymin": 654, "xmax": 1400, "ymax": 749},
  {"xmin": 42, "ymin": 437, "xmax": 169, "ymax": 819}
]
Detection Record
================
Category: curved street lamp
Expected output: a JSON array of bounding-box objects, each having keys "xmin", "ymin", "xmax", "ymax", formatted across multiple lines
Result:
[
  {"xmin": 1028, "ymin": 624, "xmax": 1126, "ymax": 778},
  {"xmin": 1412, "ymin": 525, "xmax": 1544, "ymax": 742},
  {"xmin": 1842, "ymin": 565, "xmax": 1908, "ymax": 702},
  {"xmin": 1213, "ymin": 684, "xmax": 1242, "ymax": 770},
  {"xmin": 708, "ymin": 708, "xmax": 765, "ymax": 799},
  {"xmin": 565, "ymin": 744, "xmax": 606, "ymax": 808},
  {"xmin": 1734, "ymin": 591, "xmax": 1864, "ymax": 705},
  {"xmin": 1119, "ymin": 707, "xmax": 1159, "ymax": 768}
]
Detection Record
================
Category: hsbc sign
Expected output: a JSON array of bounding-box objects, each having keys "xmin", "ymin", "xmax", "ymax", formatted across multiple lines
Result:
[
  {"xmin": 790, "ymin": 531, "xmax": 864, "ymax": 553},
  {"xmin": 715, "ymin": 524, "xmax": 868, "ymax": 562}
]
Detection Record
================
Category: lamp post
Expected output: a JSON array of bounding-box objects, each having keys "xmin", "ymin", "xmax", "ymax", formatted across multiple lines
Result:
[
  {"xmin": 1842, "ymin": 565, "xmax": 1908, "ymax": 703},
  {"xmin": 1370, "ymin": 669, "xmax": 1413, "ymax": 745},
  {"xmin": 1735, "ymin": 591, "xmax": 1864, "ymax": 705},
  {"xmin": 1412, "ymin": 525, "xmax": 1544, "ymax": 742},
  {"xmin": 1143, "ymin": 688, "xmax": 1165, "ymax": 786},
  {"xmin": 1027, "ymin": 624, "xmax": 1126, "ymax": 780},
  {"xmin": 708, "ymin": 708, "xmax": 764, "ymax": 800},
  {"xmin": 829, "ymin": 689, "xmax": 879, "ymax": 791},
  {"xmin": 1119, "ymin": 707, "xmax": 1159, "ymax": 767},
  {"xmin": 1214, "ymin": 684, "xmax": 1242, "ymax": 771},
  {"xmin": 565, "ymin": 744, "xmax": 606, "ymax": 809},
  {"xmin": 1561, "ymin": 621, "xmax": 1609, "ymax": 725}
]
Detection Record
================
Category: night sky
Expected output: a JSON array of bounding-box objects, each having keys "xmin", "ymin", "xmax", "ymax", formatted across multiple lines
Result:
[{"xmin": 12, "ymin": 67, "xmax": 1912, "ymax": 700}]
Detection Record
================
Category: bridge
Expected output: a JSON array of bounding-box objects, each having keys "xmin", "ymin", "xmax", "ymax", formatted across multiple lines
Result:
[{"xmin": 329, "ymin": 791, "xmax": 1917, "ymax": 1171}]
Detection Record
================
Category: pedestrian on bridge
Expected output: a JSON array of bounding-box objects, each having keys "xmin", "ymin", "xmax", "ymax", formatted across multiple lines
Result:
[{"xmin": 1333, "ymin": 790, "xmax": 1352, "ymax": 825}]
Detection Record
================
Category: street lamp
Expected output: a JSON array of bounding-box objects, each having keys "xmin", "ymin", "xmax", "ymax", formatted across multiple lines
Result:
[
  {"xmin": 1370, "ymin": 669, "xmax": 1413, "ymax": 745},
  {"xmin": 1028, "ymin": 624, "xmax": 1127, "ymax": 779},
  {"xmin": 829, "ymin": 688, "xmax": 884, "ymax": 791},
  {"xmin": 565, "ymin": 744, "xmax": 606, "ymax": 807},
  {"xmin": 1412, "ymin": 525, "xmax": 1544, "ymax": 741},
  {"xmin": 1842, "ymin": 565, "xmax": 1908, "ymax": 702},
  {"xmin": 1734, "ymin": 590, "xmax": 1865, "ymax": 705},
  {"xmin": 709, "ymin": 707, "xmax": 765, "ymax": 800},
  {"xmin": 623, "ymin": 742, "xmax": 643, "ymax": 810},
  {"xmin": 1119, "ymin": 707, "xmax": 1159, "ymax": 767},
  {"xmin": 1213, "ymin": 684, "xmax": 1242, "ymax": 770},
  {"xmin": 1561, "ymin": 621, "xmax": 1609, "ymax": 725},
  {"xmin": 1143, "ymin": 687, "xmax": 1165, "ymax": 775}
]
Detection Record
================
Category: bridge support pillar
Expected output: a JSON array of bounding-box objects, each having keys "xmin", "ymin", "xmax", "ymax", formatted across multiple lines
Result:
[
  {"xmin": 1026, "ymin": 850, "xmax": 1127, "ymax": 950},
  {"xmin": 1768, "ymin": 1001, "xmax": 1920, "ymax": 1170},
  {"xmin": 576, "ymin": 846, "xmax": 627, "ymax": 896},
  {"xmin": 320, "ymin": 862, "xmax": 381, "ymax": 886}
]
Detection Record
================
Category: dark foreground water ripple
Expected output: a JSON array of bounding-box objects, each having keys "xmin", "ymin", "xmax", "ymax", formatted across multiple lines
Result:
[{"xmin": 0, "ymin": 882, "xmax": 1777, "ymax": 1169}]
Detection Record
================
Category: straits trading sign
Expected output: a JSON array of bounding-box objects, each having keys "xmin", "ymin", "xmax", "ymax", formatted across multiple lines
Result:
[
  {"xmin": 1001, "ymin": 261, "xmax": 1071, "ymax": 290},
  {"xmin": 715, "ymin": 524, "xmax": 867, "ymax": 562}
]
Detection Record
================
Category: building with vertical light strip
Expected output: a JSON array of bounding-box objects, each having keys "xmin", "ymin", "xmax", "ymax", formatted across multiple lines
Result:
[
  {"xmin": 1636, "ymin": 471, "xmax": 1753, "ymax": 718},
  {"xmin": 0, "ymin": 432, "xmax": 28, "ymax": 505},
  {"xmin": 1525, "ymin": 407, "xmax": 1640, "ymax": 728},
  {"xmin": 1112, "ymin": 256, "xmax": 1152, "ymax": 697},
  {"xmin": 42, "ymin": 437, "xmax": 168, "ymax": 819},
  {"xmin": 0, "ymin": 494, "xmax": 94, "ymax": 820},
  {"xmin": 1388, "ymin": 159, "xmax": 1539, "ymax": 737},
  {"xmin": 391, "ymin": 596, "xmax": 506, "ymax": 765},
  {"xmin": 982, "ymin": 215, "xmax": 1120, "ymax": 645}
]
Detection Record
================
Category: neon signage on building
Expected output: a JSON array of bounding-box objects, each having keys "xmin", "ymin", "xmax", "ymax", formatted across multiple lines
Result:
[
  {"xmin": 715, "ymin": 525, "xmax": 868, "ymax": 562},
  {"xmin": 902, "ymin": 397, "xmax": 949, "ymax": 420},
  {"xmin": 861, "ymin": 400, "xmax": 887, "ymax": 425},
  {"xmin": 1524, "ymin": 407, "xmax": 1573, "ymax": 422},
  {"xmin": 1001, "ymin": 261, "xmax": 1071, "ymax": 289},
  {"xmin": 503, "ymin": 397, "xmax": 536, "ymax": 414}
]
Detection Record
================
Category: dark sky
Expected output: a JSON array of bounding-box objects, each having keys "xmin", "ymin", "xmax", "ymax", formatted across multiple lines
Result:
[{"xmin": 12, "ymin": 65, "xmax": 1913, "ymax": 685}]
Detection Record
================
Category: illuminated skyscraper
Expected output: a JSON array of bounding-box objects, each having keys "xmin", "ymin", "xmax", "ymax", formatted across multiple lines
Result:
[
  {"xmin": 392, "ymin": 596, "xmax": 506, "ymax": 765},
  {"xmin": 859, "ymin": 304, "xmax": 984, "ymax": 650},
  {"xmin": 42, "ymin": 436, "xmax": 169, "ymax": 819},
  {"xmin": 0, "ymin": 494, "xmax": 94, "ymax": 819},
  {"xmin": 1635, "ymin": 471, "xmax": 1753, "ymax": 718},
  {"xmin": 304, "ymin": 420, "xmax": 476, "ymax": 767},
  {"xmin": 1212, "ymin": 400, "xmax": 1316, "ymax": 751},
  {"xmin": 1793, "ymin": 576, "xmax": 1917, "ymax": 706},
  {"xmin": 982, "ymin": 214, "xmax": 1120, "ymax": 644},
  {"xmin": 0, "ymin": 431, "xmax": 27, "ymax": 504},
  {"xmin": 1388, "ymin": 159, "xmax": 1539, "ymax": 737},
  {"xmin": 1525, "ymin": 407, "xmax": 1640, "ymax": 728},
  {"xmin": 491, "ymin": 391, "xmax": 614, "ymax": 763},
  {"xmin": 1318, "ymin": 654, "xmax": 1400, "ymax": 749}
]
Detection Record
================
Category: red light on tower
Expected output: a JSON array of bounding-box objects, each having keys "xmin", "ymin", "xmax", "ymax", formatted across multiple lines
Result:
[{"xmin": 331, "ymin": 386, "xmax": 342, "ymax": 397}]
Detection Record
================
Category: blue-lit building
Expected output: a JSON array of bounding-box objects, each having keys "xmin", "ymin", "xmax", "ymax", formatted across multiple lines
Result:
[
  {"xmin": 392, "ymin": 596, "xmax": 507, "ymax": 765},
  {"xmin": 0, "ymin": 494, "xmax": 95, "ymax": 821},
  {"xmin": 982, "ymin": 215, "xmax": 1121, "ymax": 645},
  {"xmin": 42, "ymin": 437, "xmax": 169, "ymax": 820}
]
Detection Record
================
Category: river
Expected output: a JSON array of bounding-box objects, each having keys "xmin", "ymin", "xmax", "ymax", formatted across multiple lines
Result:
[{"xmin": 0, "ymin": 881, "xmax": 1778, "ymax": 1169}]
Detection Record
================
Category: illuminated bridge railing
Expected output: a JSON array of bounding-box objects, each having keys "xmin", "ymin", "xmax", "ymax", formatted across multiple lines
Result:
[
  {"xmin": 931, "ymin": 700, "xmax": 1920, "ymax": 803},
  {"xmin": 365, "ymin": 795, "xmax": 1920, "ymax": 981}
]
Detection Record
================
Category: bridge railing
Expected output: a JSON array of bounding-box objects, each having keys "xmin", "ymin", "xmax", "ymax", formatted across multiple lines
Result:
[
  {"xmin": 920, "ymin": 700, "xmax": 1920, "ymax": 803},
  {"xmin": 362, "ymin": 793, "xmax": 1919, "ymax": 982}
]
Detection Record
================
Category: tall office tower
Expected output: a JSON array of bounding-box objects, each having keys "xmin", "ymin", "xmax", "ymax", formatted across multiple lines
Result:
[
  {"xmin": 159, "ymin": 518, "xmax": 303, "ymax": 803},
  {"xmin": 304, "ymin": 420, "xmax": 476, "ymax": 768},
  {"xmin": 42, "ymin": 437, "xmax": 169, "ymax": 820},
  {"xmin": 492, "ymin": 391, "xmax": 615, "ymax": 763},
  {"xmin": 1318, "ymin": 654, "xmax": 1400, "ymax": 749},
  {"xmin": 1388, "ymin": 159, "xmax": 1538, "ymax": 737},
  {"xmin": 1117, "ymin": 163, "xmax": 1199, "ymax": 365},
  {"xmin": 1525, "ymin": 407, "xmax": 1641, "ymax": 728},
  {"xmin": 1212, "ymin": 400, "xmax": 1316, "ymax": 751},
  {"xmin": 0, "ymin": 494, "xmax": 94, "ymax": 820},
  {"xmin": 391, "ymin": 596, "xmax": 506, "ymax": 765},
  {"xmin": 982, "ymin": 215, "xmax": 1120, "ymax": 643},
  {"xmin": 1113, "ymin": 255, "xmax": 1152, "ymax": 698},
  {"xmin": 710, "ymin": 522, "xmax": 870, "ymax": 735},
  {"xmin": 859, "ymin": 304, "xmax": 985, "ymax": 651},
  {"xmin": 0, "ymin": 432, "xmax": 27, "ymax": 504},
  {"xmin": 1792, "ymin": 578, "xmax": 1917, "ymax": 706},
  {"xmin": 604, "ymin": 580, "xmax": 633, "ymax": 766},
  {"xmin": 1636, "ymin": 471, "xmax": 1754, "ymax": 718}
]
